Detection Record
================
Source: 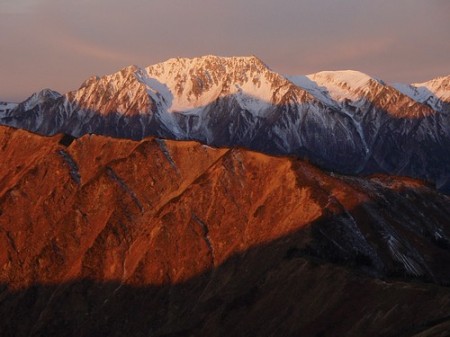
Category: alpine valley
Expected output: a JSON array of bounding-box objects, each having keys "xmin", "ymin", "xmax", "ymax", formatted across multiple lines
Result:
[{"xmin": 1, "ymin": 56, "xmax": 450, "ymax": 337}]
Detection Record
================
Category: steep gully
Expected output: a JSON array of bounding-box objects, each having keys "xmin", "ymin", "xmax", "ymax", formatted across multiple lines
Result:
[{"xmin": 1, "ymin": 126, "xmax": 450, "ymax": 336}]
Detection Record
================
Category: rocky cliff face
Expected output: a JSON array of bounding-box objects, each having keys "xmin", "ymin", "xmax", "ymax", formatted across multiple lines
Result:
[
  {"xmin": 2, "ymin": 125, "xmax": 450, "ymax": 336},
  {"xmin": 1, "ymin": 56, "xmax": 450, "ymax": 192}
]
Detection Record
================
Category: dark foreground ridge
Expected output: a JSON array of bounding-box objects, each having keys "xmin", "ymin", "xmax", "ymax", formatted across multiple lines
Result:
[
  {"xmin": 3, "ymin": 237, "xmax": 450, "ymax": 337},
  {"xmin": 1, "ymin": 126, "xmax": 450, "ymax": 336}
]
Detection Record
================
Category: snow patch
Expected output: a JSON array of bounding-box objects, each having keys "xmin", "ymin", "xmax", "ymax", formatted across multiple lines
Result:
[
  {"xmin": 135, "ymin": 69, "xmax": 173, "ymax": 109},
  {"xmin": 288, "ymin": 75, "xmax": 340, "ymax": 109},
  {"xmin": 0, "ymin": 102, "xmax": 18, "ymax": 116},
  {"xmin": 306, "ymin": 70, "xmax": 375, "ymax": 102},
  {"xmin": 413, "ymin": 76, "xmax": 450, "ymax": 102},
  {"xmin": 393, "ymin": 82, "xmax": 447, "ymax": 111}
]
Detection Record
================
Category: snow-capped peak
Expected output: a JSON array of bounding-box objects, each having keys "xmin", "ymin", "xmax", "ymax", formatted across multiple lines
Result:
[
  {"xmin": 154, "ymin": 55, "xmax": 268, "ymax": 71},
  {"xmin": 312, "ymin": 70, "xmax": 374, "ymax": 86},
  {"xmin": 287, "ymin": 70, "xmax": 381, "ymax": 109},
  {"xmin": 144, "ymin": 55, "xmax": 293, "ymax": 113},
  {"xmin": 393, "ymin": 75, "xmax": 450, "ymax": 111},
  {"xmin": 21, "ymin": 89, "xmax": 62, "ymax": 111},
  {"xmin": 412, "ymin": 75, "xmax": 450, "ymax": 102},
  {"xmin": 305, "ymin": 70, "xmax": 380, "ymax": 102},
  {"xmin": 1, "ymin": 55, "xmax": 450, "ymax": 193}
]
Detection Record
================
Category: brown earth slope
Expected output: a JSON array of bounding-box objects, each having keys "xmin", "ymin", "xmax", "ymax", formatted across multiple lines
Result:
[{"xmin": 1, "ymin": 126, "xmax": 450, "ymax": 336}]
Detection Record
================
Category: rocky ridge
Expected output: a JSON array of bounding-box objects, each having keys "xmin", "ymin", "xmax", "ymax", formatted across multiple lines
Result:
[
  {"xmin": 1, "ymin": 56, "xmax": 450, "ymax": 192},
  {"xmin": 1, "ymin": 125, "xmax": 450, "ymax": 336}
]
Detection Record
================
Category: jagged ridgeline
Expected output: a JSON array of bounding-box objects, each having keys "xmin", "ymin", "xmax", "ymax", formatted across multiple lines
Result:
[
  {"xmin": 1, "ymin": 55, "xmax": 450, "ymax": 190},
  {"xmin": 2, "ymin": 125, "xmax": 450, "ymax": 336}
]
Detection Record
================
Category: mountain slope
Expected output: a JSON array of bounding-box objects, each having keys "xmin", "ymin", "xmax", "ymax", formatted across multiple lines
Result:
[
  {"xmin": 2, "ymin": 126, "xmax": 450, "ymax": 336},
  {"xmin": 1, "ymin": 56, "xmax": 450, "ymax": 191},
  {"xmin": 393, "ymin": 75, "xmax": 450, "ymax": 113}
]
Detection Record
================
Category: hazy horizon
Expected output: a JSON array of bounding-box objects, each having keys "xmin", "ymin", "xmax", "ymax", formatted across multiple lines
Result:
[{"xmin": 1, "ymin": 0, "xmax": 449, "ymax": 102}]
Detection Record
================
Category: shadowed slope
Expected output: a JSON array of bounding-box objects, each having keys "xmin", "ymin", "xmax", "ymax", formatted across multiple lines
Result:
[{"xmin": 2, "ymin": 248, "xmax": 450, "ymax": 337}]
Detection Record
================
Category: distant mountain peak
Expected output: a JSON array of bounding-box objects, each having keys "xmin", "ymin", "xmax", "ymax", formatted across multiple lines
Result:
[
  {"xmin": 159, "ymin": 54, "xmax": 268, "ymax": 68},
  {"xmin": 414, "ymin": 74, "xmax": 450, "ymax": 86},
  {"xmin": 20, "ymin": 88, "xmax": 62, "ymax": 110},
  {"xmin": 144, "ymin": 54, "xmax": 303, "ymax": 113},
  {"xmin": 393, "ymin": 74, "xmax": 450, "ymax": 110},
  {"xmin": 1, "ymin": 55, "xmax": 450, "ymax": 192},
  {"xmin": 146, "ymin": 55, "xmax": 274, "ymax": 83},
  {"xmin": 412, "ymin": 75, "xmax": 450, "ymax": 102},
  {"xmin": 310, "ymin": 69, "xmax": 375, "ymax": 85},
  {"xmin": 305, "ymin": 70, "xmax": 383, "ymax": 102}
]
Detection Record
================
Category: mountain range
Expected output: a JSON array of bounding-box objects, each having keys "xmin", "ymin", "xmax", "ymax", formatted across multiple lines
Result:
[
  {"xmin": 2, "ymin": 56, "xmax": 450, "ymax": 336},
  {"xmin": 1, "ymin": 55, "xmax": 450, "ymax": 191},
  {"xmin": 2, "ymin": 125, "xmax": 450, "ymax": 336}
]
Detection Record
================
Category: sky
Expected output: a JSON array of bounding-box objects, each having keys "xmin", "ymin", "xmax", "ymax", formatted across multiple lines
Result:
[{"xmin": 1, "ymin": 0, "xmax": 449, "ymax": 102}]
